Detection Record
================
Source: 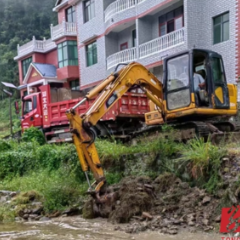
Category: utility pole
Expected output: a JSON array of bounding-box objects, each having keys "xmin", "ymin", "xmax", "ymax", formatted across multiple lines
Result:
[
  {"xmin": 1, "ymin": 82, "xmax": 18, "ymax": 138},
  {"xmin": 9, "ymin": 94, "xmax": 13, "ymax": 136},
  {"xmin": 2, "ymin": 89, "xmax": 13, "ymax": 137}
]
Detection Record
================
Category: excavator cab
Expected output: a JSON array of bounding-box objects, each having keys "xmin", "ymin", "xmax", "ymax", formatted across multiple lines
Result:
[{"xmin": 161, "ymin": 49, "xmax": 237, "ymax": 121}]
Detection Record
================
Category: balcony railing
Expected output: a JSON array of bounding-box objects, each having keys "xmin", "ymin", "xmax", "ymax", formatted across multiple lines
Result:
[
  {"xmin": 104, "ymin": 0, "xmax": 146, "ymax": 23},
  {"xmin": 51, "ymin": 21, "xmax": 77, "ymax": 41},
  {"xmin": 107, "ymin": 47, "xmax": 137, "ymax": 70},
  {"xmin": 139, "ymin": 28, "xmax": 185, "ymax": 59},
  {"xmin": 15, "ymin": 37, "xmax": 56, "ymax": 59}
]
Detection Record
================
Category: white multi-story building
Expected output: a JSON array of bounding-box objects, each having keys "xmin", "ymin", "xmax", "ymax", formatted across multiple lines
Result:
[{"xmin": 14, "ymin": 0, "xmax": 240, "ymax": 97}]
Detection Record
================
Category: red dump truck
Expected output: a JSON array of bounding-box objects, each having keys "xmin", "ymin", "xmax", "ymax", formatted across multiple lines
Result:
[{"xmin": 21, "ymin": 84, "xmax": 149, "ymax": 143}]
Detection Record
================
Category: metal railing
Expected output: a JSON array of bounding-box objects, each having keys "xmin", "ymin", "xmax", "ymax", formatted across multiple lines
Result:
[
  {"xmin": 16, "ymin": 37, "xmax": 56, "ymax": 59},
  {"xmin": 107, "ymin": 47, "xmax": 137, "ymax": 69},
  {"xmin": 104, "ymin": 0, "xmax": 146, "ymax": 22},
  {"xmin": 139, "ymin": 28, "xmax": 185, "ymax": 59},
  {"xmin": 51, "ymin": 21, "xmax": 77, "ymax": 41}
]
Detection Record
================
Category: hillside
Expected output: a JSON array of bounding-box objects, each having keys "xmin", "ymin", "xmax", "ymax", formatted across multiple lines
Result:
[{"xmin": 0, "ymin": 0, "xmax": 57, "ymax": 87}]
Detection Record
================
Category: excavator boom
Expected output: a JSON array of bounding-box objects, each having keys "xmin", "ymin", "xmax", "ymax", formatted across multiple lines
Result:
[{"xmin": 66, "ymin": 62, "xmax": 164, "ymax": 196}]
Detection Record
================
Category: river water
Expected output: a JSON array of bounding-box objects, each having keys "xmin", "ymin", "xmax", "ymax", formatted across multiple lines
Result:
[{"xmin": 0, "ymin": 217, "xmax": 223, "ymax": 240}]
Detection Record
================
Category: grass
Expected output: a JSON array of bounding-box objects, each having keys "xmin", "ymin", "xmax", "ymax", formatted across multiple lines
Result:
[
  {"xmin": 177, "ymin": 137, "xmax": 227, "ymax": 193},
  {"xmin": 0, "ymin": 168, "xmax": 88, "ymax": 213}
]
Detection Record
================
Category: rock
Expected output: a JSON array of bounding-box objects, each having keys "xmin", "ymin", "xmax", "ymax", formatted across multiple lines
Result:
[
  {"xmin": 23, "ymin": 214, "xmax": 29, "ymax": 220},
  {"xmin": 181, "ymin": 196, "xmax": 189, "ymax": 202},
  {"xmin": 114, "ymin": 226, "xmax": 122, "ymax": 231},
  {"xmin": 0, "ymin": 190, "xmax": 13, "ymax": 196},
  {"xmin": 0, "ymin": 196, "xmax": 8, "ymax": 203},
  {"xmin": 62, "ymin": 207, "xmax": 80, "ymax": 216},
  {"xmin": 35, "ymin": 216, "xmax": 42, "ymax": 221},
  {"xmin": 23, "ymin": 209, "xmax": 29, "ymax": 214},
  {"xmin": 142, "ymin": 212, "xmax": 153, "ymax": 220},
  {"xmin": 202, "ymin": 196, "xmax": 211, "ymax": 205},
  {"xmin": 32, "ymin": 206, "xmax": 43, "ymax": 215},
  {"xmin": 15, "ymin": 217, "xmax": 23, "ymax": 222},
  {"xmin": 179, "ymin": 182, "xmax": 189, "ymax": 189},
  {"xmin": 215, "ymin": 215, "xmax": 221, "ymax": 223},
  {"xmin": 202, "ymin": 219, "xmax": 209, "ymax": 226},
  {"xmin": 188, "ymin": 221, "xmax": 195, "ymax": 226},
  {"xmin": 228, "ymin": 190, "xmax": 238, "ymax": 204},
  {"xmin": 31, "ymin": 202, "xmax": 43, "ymax": 206},
  {"xmin": 167, "ymin": 229, "xmax": 178, "ymax": 235},
  {"xmin": 116, "ymin": 200, "xmax": 121, "ymax": 205},
  {"xmin": 224, "ymin": 167, "xmax": 230, "ymax": 173},
  {"xmin": 39, "ymin": 217, "xmax": 51, "ymax": 221},
  {"xmin": 173, "ymin": 219, "xmax": 181, "ymax": 225},
  {"xmin": 160, "ymin": 227, "xmax": 168, "ymax": 233},
  {"xmin": 28, "ymin": 214, "xmax": 39, "ymax": 220},
  {"xmin": 9, "ymin": 192, "xmax": 17, "ymax": 198}
]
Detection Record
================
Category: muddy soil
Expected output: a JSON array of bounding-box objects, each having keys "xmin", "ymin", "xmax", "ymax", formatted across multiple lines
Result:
[{"xmin": 82, "ymin": 155, "xmax": 240, "ymax": 235}]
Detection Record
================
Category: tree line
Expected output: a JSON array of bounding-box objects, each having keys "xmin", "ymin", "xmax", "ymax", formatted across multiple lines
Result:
[{"xmin": 0, "ymin": 0, "xmax": 57, "ymax": 90}]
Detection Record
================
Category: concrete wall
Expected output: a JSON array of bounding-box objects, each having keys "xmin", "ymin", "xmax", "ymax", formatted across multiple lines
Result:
[
  {"xmin": 76, "ymin": 0, "xmax": 107, "ymax": 87},
  {"xmin": 138, "ymin": 16, "xmax": 153, "ymax": 45},
  {"xmin": 117, "ymin": 25, "xmax": 136, "ymax": 50}
]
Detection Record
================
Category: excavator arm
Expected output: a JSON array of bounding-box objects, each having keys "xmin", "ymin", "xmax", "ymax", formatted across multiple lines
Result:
[{"xmin": 66, "ymin": 62, "xmax": 164, "ymax": 197}]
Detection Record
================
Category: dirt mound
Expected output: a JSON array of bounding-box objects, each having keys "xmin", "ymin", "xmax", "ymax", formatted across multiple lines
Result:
[
  {"xmin": 82, "ymin": 155, "xmax": 240, "ymax": 234},
  {"xmin": 109, "ymin": 176, "xmax": 153, "ymax": 223}
]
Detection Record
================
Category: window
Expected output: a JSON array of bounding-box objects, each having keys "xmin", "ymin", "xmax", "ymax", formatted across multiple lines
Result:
[
  {"xmin": 86, "ymin": 41, "xmax": 97, "ymax": 66},
  {"xmin": 159, "ymin": 6, "xmax": 184, "ymax": 36},
  {"xmin": 22, "ymin": 57, "xmax": 32, "ymax": 79},
  {"xmin": 70, "ymin": 79, "xmax": 80, "ymax": 90},
  {"xmin": 66, "ymin": 6, "xmax": 76, "ymax": 22},
  {"xmin": 23, "ymin": 99, "xmax": 32, "ymax": 115},
  {"xmin": 120, "ymin": 42, "xmax": 128, "ymax": 51},
  {"xmin": 167, "ymin": 54, "xmax": 191, "ymax": 110},
  {"xmin": 57, "ymin": 41, "xmax": 78, "ymax": 68},
  {"xmin": 84, "ymin": 0, "xmax": 95, "ymax": 22},
  {"xmin": 212, "ymin": 57, "xmax": 225, "ymax": 83},
  {"xmin": 213, "ymin": 12, "xmax": 229, "ymax": 44},
  {"xmin": 132, "ymin": 29, "xmax": 136, "ymax": 47},
  {"xmin": 33, "ymin": 96, "xmax": 37, "ymax": 110}
]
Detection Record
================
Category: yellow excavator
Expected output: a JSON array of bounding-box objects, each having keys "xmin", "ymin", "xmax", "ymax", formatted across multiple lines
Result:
[{"xmin": 66, "ymin": 49, "xmax": 238, "ymax": 199}]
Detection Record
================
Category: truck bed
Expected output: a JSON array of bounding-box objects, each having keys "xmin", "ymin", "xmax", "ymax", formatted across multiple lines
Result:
[{"xmin": 47, "ymin": 93, "xmax": 149, "ymax": 127}]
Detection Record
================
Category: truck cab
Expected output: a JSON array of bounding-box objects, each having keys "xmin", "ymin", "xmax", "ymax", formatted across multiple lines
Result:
[{"xmin": 21, "ymin": 93, "xmax": 43, "ymax": 131}]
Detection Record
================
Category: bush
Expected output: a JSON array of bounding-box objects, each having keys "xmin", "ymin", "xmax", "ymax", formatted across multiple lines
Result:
[
  {"xmin": 22, "ymin": 126, "xmax": 46, "ymax": 145},
  {"xmin": 0, "ymin": 140, "xmax": 11, "ymax": 151},
  {"xmin": 177, "ymin": 138, "xmax": 227, "ymax": 192}
]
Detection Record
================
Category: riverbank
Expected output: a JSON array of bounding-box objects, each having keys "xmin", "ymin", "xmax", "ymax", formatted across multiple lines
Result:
[{"xmin": 0, "ymin": 132, "xmax": 239, "ymax": 235}]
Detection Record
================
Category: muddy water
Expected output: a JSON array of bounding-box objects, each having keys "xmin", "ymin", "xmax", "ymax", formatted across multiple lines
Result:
[{"xmin": 0, "ymin": 217, "xmax": 222, "ymax": 240}]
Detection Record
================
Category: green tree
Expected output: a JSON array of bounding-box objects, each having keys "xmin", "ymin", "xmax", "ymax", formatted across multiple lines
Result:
[{"xmin": 0, "ymin": 0, "xmax": 57, "ymax": 90}]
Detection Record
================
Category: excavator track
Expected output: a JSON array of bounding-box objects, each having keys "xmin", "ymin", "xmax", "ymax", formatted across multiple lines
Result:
[{"xmin": 131, "ymin": 120, "xmax": 240, "ymax": 144}]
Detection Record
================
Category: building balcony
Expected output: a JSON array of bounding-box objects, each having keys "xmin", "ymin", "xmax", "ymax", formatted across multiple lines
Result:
[
  {"xmin": 104, "ymin": 0, "xmax": 146, "ymax": 23},
  {"xmin": 139, "ymin": 28, "xmax": 185, "ymax": 59},
  {"xmin": 14, "ymin": 37, "xmax": 56, "ymax": 60},
  {"xmin": 51, "ymin": 21, "xmax": 77, "ymax": 41},
  {"xmin": 106, "ymin": 28, "xmax": 185, "ymax": 70},
  {"xmin": 107, "ymin": 47, "xmax": 137, "ymax": 70}
]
